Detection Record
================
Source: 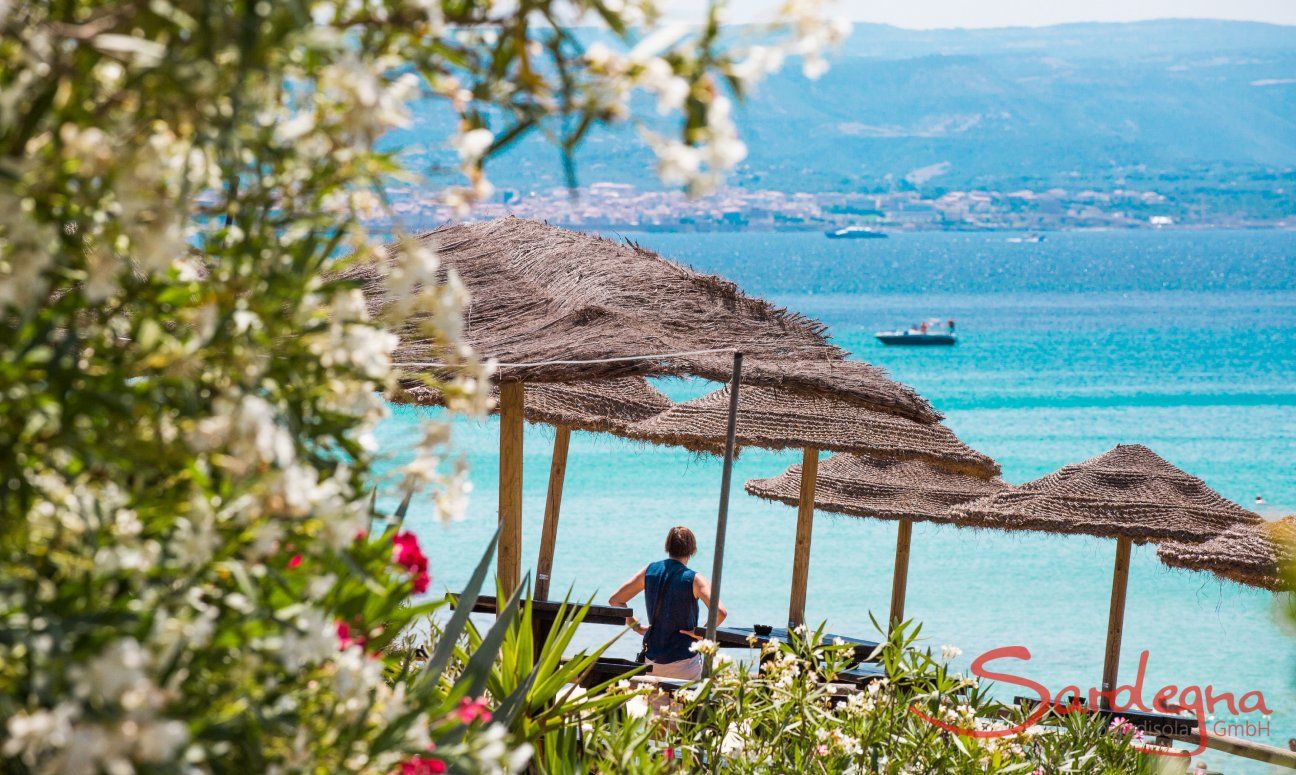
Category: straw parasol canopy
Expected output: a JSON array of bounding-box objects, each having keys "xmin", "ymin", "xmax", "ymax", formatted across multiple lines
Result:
[
  {"xmin": 949, "ymin": 444, "xmax": 1263, "ymax": 543},
  {"xmin": 396, "ymin": 376, "xmax": 715, "ymax": 444},
  {"xmin": 1157, "ymin": 516, "xmax": 1296, "ymax": 591},
  {"xmin": 745, "ymin": 454, "xmax": 1010, "ymax": 523},
  {"xmin": 949, "ymin": 443, "xmax": 1263, "ymax": 706},
  {"xmin": 344, "ymin": 217, "xmax": 939, "ymax": 423},
  {"xmin": 745, "ymin": 454, "xmax": 1009, "ymax": 630},
  {"xmin": 626, "ymin": 385, "xmax": 999, "ymax": 477}
]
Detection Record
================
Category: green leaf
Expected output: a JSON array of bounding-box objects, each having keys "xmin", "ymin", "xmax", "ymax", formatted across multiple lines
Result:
[{"xmin": 424, "ymin": 528, "xmax": 498, "ymax": 680}]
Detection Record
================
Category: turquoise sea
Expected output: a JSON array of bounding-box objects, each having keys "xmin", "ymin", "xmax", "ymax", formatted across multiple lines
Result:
[{"xmin": 376, "ymin": 229, "xmax": 1296, "ymax": 772}]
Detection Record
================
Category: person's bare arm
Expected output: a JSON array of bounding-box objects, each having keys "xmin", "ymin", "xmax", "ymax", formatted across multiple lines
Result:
[
  {"xmin": 691, "ymin": 572, "xmax": 727, "ymax": 629},
  {"xmin": 609, "ymin": 566, "xmax": 647, "ymax": 633}
]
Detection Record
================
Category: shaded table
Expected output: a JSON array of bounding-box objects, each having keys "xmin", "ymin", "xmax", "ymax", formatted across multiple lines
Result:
[
  {"xmin": 696, "ymin": 625, "xmax": 881, "ymax": 664},
  {"xmin": 454, "ymin": 594, "xmax": 633, "ymax": 626},
  {"xmin": 838, "ymin": 662, "xmax": 887, "ymax": 686}
]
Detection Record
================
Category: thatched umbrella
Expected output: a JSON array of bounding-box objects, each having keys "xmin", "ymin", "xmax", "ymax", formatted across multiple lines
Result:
[
  {"xmin": 624, "ymin": 385, "xmax": 1000, "ymax": 627},
  {"xmin": 950, "ymin": 444, "xmax": 1262, "ymax": 706},
  {"xmin": 397, "ymin": 377, "xmax": 720, "ymax": 599},
  {"xmin": 1157, "ymin": 516, "xmax": 1296, "ymax": 591},
  {"xmin": 359, "ymin": 217, "xmax": 940, "ymax": 421},
  {"xmin": 346, "ymin": 216, "xmax": 941, "ymax": 595},
  {"xmin": 745, "ymin": 454, "xmax": 1010, "ymax": 630}
]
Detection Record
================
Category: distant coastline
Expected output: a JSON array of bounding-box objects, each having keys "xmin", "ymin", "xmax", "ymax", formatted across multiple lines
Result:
[{"xmin": 388, "ymin": 182, "xmax": 1296, "ymax": 234}]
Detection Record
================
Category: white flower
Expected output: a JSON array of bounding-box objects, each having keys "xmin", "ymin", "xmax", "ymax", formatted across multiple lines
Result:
[
  {"xmin": 653, "ymin": 140, "xmax": 700, "ymax": 187},
  {"xmin": 583, "ymin": 42, "xmax": 616, "ymax": 69},
  {"xmin": 280, "ymin": 607, "xmax": 337, "ymax": 670},
  {"xmin": 275, "ymin": 111, "xmax": 316, "ymax": 143},
  {"xmin": 191, "ymin": 393, "xmax": 296, "ymax": 472},
  {"xmin": 802, "ymin": 53, "xmax": 829, "ymax": 80},
  {"xmin": 940, "ymin": 644, "xmax": 963, "ymax": 662},
  {"xmin": 3, "ymin": 704, "xmax": 77, "ymax": 764},
  {"xmin": 624, "ymin": 693, "xmax": 649, "ymax": 719},
  {"xmin": 232, "ymin": 310, "xmax": 261, "ymax": 334},
  {"xmin": 331, "ymin": 289, "xmax": 369, "ymax": 323},
  {"xmin": 689, "ymin": 638, "xmax": 718, "ymax": 656},
  {"xmin": 637, "ymin": 58, "xmax": 688, "ymax": 114},
  {"xmin": 720, "ymin": 720, "xmax": 751, "ymax": 756},
  {"xmin": 432, "ymin": 458, "xmax": 472, "ymax": 524},
  {"xmin": 72, "ymin": 639, "xmax": 152, "ymax": 705},
  {"xmin": 169, "ymin": 516, "xmax": 218, "ymax": 568},
  {"xmin": 317, "ymin": 502, "xmax": 369, "ymax": 551},
  {"xmin": 133, "ymin": 719, "xmax": 187, "ymax": 762},
  {"xmin": 453, "ymin": 127, "xmax": 494, "ymax": 163}
]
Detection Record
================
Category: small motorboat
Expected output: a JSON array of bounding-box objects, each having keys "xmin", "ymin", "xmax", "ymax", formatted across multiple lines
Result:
[
  {"xmin": 1006, "ymin": 233, "xmax": 1045, "ymax": 243},
  {"xmin": 825, "ymin": 226, "xmax": 887, "ymax": 239},
  {"xmin": 875, "ymin": 319, "xmax": 957, "ymax": 346}
]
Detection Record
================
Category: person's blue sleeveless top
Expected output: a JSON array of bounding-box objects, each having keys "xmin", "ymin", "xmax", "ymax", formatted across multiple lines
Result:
[{"xmin": 643, "ymin": 558, "xmax": 698, "ymax": 663}]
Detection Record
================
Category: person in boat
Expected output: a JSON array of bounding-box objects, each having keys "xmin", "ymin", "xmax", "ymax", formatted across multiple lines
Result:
[
  {"xmin": 919, "ymin": 321, "xmax": 929, "ymax": 333},
  {"xmin": 609, "ymin": 525, "xmax": 728, "ymax": 681},
  {"xmin": 948, "ymin": 319, "xmax": 956, "ymax": 332}
]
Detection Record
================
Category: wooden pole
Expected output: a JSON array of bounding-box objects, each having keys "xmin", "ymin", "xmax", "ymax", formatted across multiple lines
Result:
[
  {"xmin": 534, "ymin": 426, "xmax": 571, "ymax": 602},
  {"xmin": 1100, "ymin": 536, "xmax": 1132, "ymax": 709},
  {"xmin": 888, "ymin": 518, "xmax": 913, "ymax": 633},
  {"xmin": 787, "ymin": 447, "xmax": 818, "ymax": 628},
  {"xmin": 497, "ymin": 382, "xmax": 525, "ymax": 598},
  {"xmin": 704, "ymin": 351, "xmax": 743, "ymax": 676}
]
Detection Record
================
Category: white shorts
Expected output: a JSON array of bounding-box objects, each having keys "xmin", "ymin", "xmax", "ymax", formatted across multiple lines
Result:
[{"xmin": 648, "ymin": 654, "xmax": 703, "ymax": 681}]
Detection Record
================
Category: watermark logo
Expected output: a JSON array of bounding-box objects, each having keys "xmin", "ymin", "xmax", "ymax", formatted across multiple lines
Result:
[{"xmin": 909, "ymin": 646, "xmax": 1272, "ymax": 757}]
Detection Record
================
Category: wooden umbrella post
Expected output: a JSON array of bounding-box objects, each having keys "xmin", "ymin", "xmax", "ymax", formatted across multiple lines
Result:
[
  {"xmin": 497, "ymin": 382, "xmax": 525, "ymax": 598},
  {"xmin": 888, "ymin": 517, "xmax": 913, "ymax": 633},
  {"xmin": 788, "ymin": 447, "xmax": 819, "ymax": 628},
  {"xmin": 705, "ymin": 351, "xmax": 743, "ymax": 675},
  {"xmin": 1100, "ymin": 536, "xmax": 1132, "ymax": 709},
  {"xmin": 534, "ymin": 426, "xmax": 571, "ymax": 602}
]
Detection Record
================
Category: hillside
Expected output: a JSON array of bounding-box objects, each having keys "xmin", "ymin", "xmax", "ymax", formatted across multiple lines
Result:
[{"xmin": 392, "ymin": 19, "xmax": 1296, "ymax": 214}]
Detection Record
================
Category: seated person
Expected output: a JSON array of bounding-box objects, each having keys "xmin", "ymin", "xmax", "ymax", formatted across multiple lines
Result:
[{"xmin": 609, "ymin": 526, "xmax": 727, "ymax": 681}]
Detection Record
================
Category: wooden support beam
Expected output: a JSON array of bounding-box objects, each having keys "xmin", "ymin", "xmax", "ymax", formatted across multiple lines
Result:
[
  {"xmin": 497, "ymin": 382, "xmax": 525, "ymax": 598},
  {"xmin": 704, "ymin": 351, "xmax": 743, "ymax": 676},
  {"xmin": 534, "ymin": 426, "xmax": 571, "ymax": 602},
  {"xmin": 788, "ymin": 447, "xmax": 819, "ymax": 628},
  {"xmin": 1100, "ymin": 536, "xmax": 1132, "ymax": 709},
  {"xmin": 888, "ymin": 518, "xmax": 913, "ymax": 633}
]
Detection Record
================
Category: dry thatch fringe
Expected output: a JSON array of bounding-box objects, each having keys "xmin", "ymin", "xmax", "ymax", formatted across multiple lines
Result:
[
  {"xmin": 745, "ymin": 454, "xmax": 1010, "ymax": 524},
  {"xmin": 950, "ymin": 444, "xmax": 1263, "ymax": 544},
  {"xmin": 1156, "ymin": 516, "xmax": 1296, "ymax": 591},
  {"xmin": 623, "ymin": 385, "xmax": 1000, "ymax": 478},
  {"xmin": 338, "ymin": 217, "xmax": 940, "ymax": 424},
  {"xmin": 392, "ymin": 377, "xmax": 725, "ymax": 455}
]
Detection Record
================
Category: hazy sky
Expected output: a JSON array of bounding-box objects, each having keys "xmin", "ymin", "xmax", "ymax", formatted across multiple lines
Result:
[{"xmin": 677, "ymin": 0, "xmax": 1296, "ymax": 28}]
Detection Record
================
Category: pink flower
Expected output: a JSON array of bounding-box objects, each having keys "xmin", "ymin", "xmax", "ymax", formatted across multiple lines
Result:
[
  {"xmin": 399, "ymin": 757, "xmax": 446, "ymax": 774},
  {"xmin": 337, "ymin": 621, "xmax": 366, "ymax": 650},
  {"xmin": 455, "ymin": 696, "xmax": 492, "ymax": 725},
  {"xmin": 287, "ymin": 554, "xmax": 303, "ymax": 569},
  {"xmin": 392, "ymin": 531, "xmax": 430, "ymax": 594}
]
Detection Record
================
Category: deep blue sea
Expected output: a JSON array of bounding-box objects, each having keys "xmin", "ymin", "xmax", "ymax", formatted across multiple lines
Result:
[{"xmin": 376, "ymin": 229, "xmax": 1296, "ymax": 772}]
